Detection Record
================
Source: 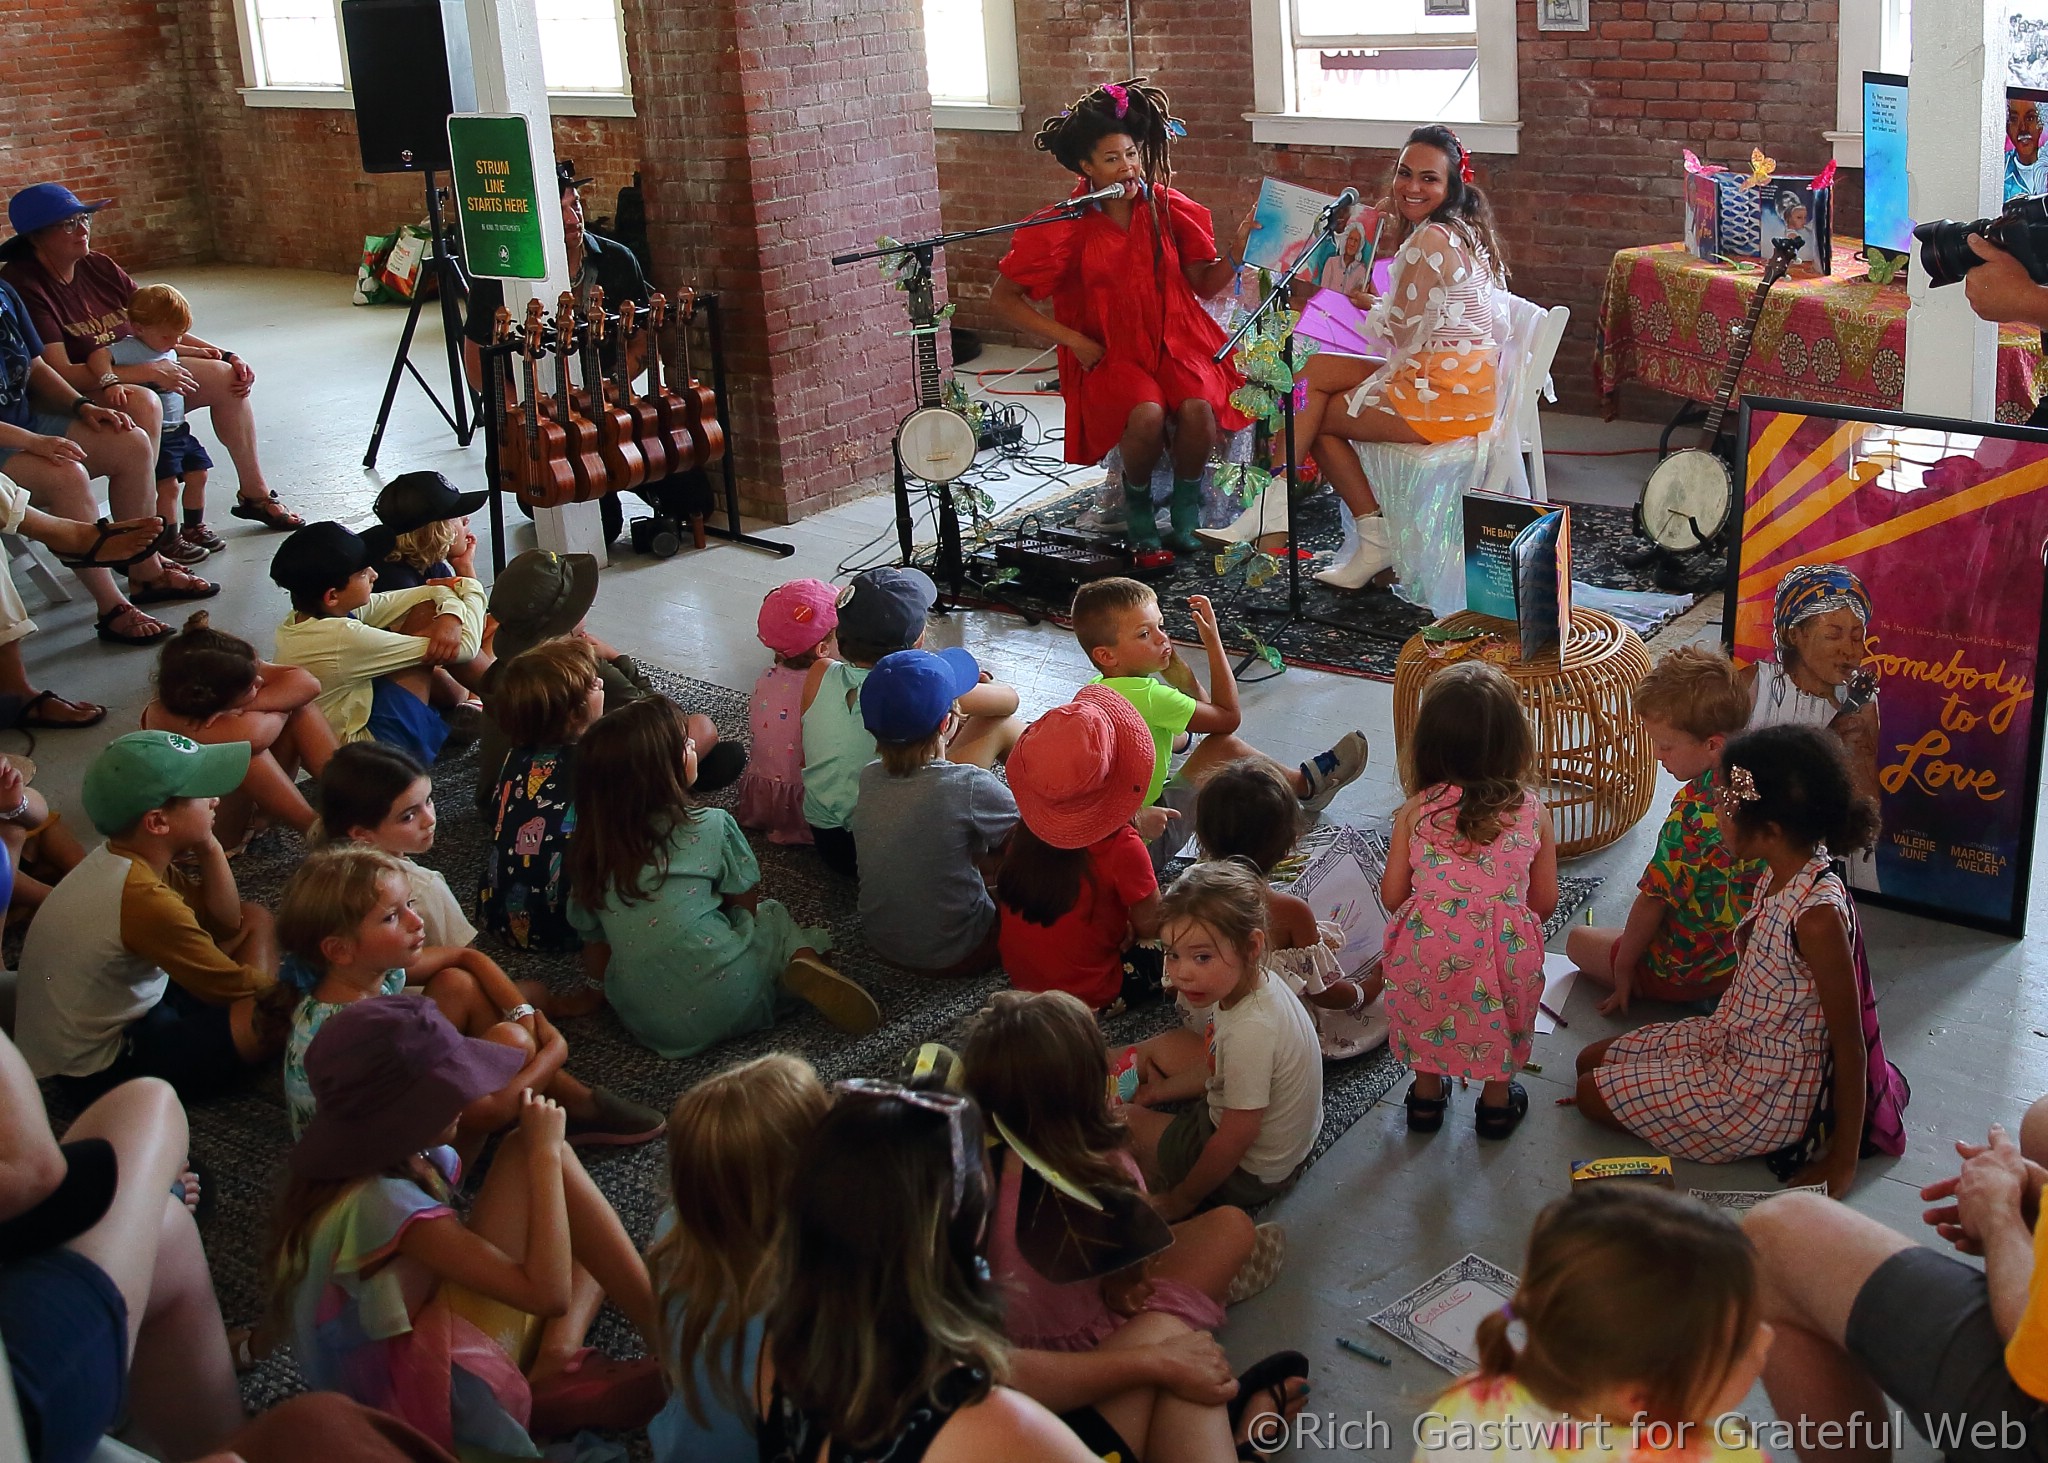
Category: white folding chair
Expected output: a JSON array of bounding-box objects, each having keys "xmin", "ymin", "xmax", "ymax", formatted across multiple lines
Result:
[{"xmin": 2, "ymin": 533, "xmax": 70, "ymax": 609}]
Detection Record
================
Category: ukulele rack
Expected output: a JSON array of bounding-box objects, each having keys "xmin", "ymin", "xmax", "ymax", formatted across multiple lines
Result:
[{"xmin": 477, "ymin": 289, "xmax": 792, "ymax": 573}]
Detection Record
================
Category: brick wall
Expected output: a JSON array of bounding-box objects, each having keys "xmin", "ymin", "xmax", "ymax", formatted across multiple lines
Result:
[
  {"xmin": 937, "ymin": 0, "xmax": 1851, "ymax": 418},
  {"xmin": 0, "ymin": 2, "xmax": 211, "ymax": 265}
]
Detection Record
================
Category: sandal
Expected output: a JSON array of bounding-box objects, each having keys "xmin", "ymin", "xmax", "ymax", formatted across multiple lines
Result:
[
  {"xmin": 229, "ymin": 491, "xmax": 304, "ymax": 531},
  {"xmin": 52, "ymin": 516, "xmax": 163, "ymax": 571},
  {"xmin": 127, "ymin": 566, "xmax": 219, "ymax": 604},
  {"xmin": 1475, "ymin": 1080, "xmax": 1530, "ymax": 1141},
  {"xmin": 1227, "ymin": 1349, "xmax": 1310, "ymax": 1444},
  {"xmin": 94, "ymin": 604, "xmax": 171, "ymax": 645},
  {"xmin": 1405, "ymin": 1079, "xmax": 1449, "ymax": 1134},
  {"xmin": 0, "ymin": 690, "xmax": 106, "ymax": 729}
]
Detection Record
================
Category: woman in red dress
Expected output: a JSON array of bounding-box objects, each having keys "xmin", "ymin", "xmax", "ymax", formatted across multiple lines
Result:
[{"xmin": 991, "ymin": 79, "xmax": 1250, "ymax": 559}]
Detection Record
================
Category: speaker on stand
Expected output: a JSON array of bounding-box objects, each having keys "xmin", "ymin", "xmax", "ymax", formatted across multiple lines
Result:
[{"xmin": 341, "ymin": 0, "xmax": 477, "ymax": 465}]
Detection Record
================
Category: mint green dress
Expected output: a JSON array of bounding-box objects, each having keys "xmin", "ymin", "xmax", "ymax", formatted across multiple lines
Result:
[{"xmin": 567, "ymin": 808, "xmax": 829, "ymax": 1059}]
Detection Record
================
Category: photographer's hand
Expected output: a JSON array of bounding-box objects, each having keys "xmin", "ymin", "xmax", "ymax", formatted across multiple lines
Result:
[{"xmin": 1964, "ymin": 235, "xmax": 2048, "ymax": 330}]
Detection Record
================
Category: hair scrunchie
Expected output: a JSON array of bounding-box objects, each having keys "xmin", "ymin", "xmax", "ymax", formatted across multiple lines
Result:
[{"xmin": 279, "ymin": 951, "xmax": 324, "ymax": 998}]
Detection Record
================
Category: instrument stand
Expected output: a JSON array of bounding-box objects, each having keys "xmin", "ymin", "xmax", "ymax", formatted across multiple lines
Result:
[
  {"xmin": 1211, "ymin": 204, "xmax": 1374, "ymax": 678},
  {"xmin": 473, "ymin": 292, "xmax": 792, "ymax": 575},
  {"xmin": 365, "ymin": 169, "xmax": 473, "ymax": 469},
  {"xmin": 837, "ymin": 212, "xmax": 1095, "ymax": 623}
]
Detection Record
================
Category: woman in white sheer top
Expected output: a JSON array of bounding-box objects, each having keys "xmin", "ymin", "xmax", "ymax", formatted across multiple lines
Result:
[{"xmin": 1290, "ymin": 126, "xmax": 1511, "ymax": 589}]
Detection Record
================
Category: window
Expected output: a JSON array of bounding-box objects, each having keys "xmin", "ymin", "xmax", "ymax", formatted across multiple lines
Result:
[
  {"xmin": 921, "ymin": 0, "xmax": 1023, "ymax": 130},
  {"xmin": 1249, "ymin": 0, "xmax": 1519, "ymax": 152},
  {"xmin": 235, "ymin": 0, "xmax": 633, "ymax": 113}
]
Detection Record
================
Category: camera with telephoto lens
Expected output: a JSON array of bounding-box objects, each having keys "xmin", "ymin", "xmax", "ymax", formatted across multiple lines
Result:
[{"xmin": 1913, "ymin": 193, "xmax": 2048, "ymax": 287}]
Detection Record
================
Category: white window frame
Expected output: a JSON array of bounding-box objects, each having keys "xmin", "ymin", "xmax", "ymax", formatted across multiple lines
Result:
[
  {"xmin": 928, "ymin": 0, "xmax": 1024, "ymax": 132},
  {"xmin": 1829, "ymin": 0, "xmax": 1912, "ymax": 166},
  {"xmin": 230, "ymin": 0, "xmax": 636, "ymax": 117},
  {"xmin": 1248, "ymin": 0, "xmax": 1520, "ymax": 154}
]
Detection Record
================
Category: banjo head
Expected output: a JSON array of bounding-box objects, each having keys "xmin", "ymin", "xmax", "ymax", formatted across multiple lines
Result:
[
  {"xmin": 898, "ymin": 406, "xmax": 979, "ymax": 484},
  {"xmin": 1641, "ymin": 449, "xmax": 1733, "ymax": 552}
]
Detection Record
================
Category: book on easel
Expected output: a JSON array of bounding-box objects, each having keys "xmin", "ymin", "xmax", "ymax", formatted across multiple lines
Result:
[{"xmin": 1461, "ymin": 493, "xmax": 1573, "ymax": 660}]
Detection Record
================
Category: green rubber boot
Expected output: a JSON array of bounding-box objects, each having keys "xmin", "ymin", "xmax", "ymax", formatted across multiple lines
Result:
[
  {"xmin": 1123, "ymin": 478, "xmax": 1163, "ymax": 551},
  {"xmin": 1164, "ymin": 476, "xmax": 1203, "ymax": 553}
]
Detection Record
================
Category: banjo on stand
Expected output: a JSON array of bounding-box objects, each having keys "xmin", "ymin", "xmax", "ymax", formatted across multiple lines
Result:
[{"xmin": 1633, "ymin": 234, "xmax": 1802, "ymax": 593}]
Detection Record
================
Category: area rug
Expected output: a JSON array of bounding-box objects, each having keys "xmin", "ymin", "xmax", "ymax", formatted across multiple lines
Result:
[
  {"xmin": 969, "ymin": 484, "xmax": 1682, "ymax": 682},
  {"xmin": 106, "ymin": 668, "xmax": 1597, "ymax": 1412}
]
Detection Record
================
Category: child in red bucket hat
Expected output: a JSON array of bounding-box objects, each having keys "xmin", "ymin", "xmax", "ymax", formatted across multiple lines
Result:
[
  {"xmin": 996, "ymin": 686, "xmax": 1167, "ymax": 1014},
  {"xmin": 268, "ymin": 995, "xmax": 664, "ymax": 1450}
]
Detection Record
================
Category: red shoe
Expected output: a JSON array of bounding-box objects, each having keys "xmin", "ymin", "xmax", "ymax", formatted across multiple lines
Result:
[{"xmin": 526, "ymin": 1350, "xmax": 666, "ymax": 1436}]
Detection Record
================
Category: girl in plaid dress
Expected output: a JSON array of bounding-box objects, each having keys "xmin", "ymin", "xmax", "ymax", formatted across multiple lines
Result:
[
  {"xmin": 1574, "ymin": 725, "xmax": 1880, "ymax": 1196},
  {"xmin": 1382, "ymin": 663, "xmax": 1559, "ymax": 1141}
]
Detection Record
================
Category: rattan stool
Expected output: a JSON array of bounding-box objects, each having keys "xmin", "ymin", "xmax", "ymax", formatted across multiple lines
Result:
[{"xmin": 1392, "ymin": 608, "xmax": 1656, "ymax": 859}]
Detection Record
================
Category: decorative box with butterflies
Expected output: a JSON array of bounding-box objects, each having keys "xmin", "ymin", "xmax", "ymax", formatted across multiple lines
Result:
[{"xmin": 1683, "ymin": 149, "xmax": 1837, "ymax": 277}]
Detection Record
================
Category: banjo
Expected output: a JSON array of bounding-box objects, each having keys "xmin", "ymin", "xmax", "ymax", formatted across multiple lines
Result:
[
  {"xmin": 895, "ymin": 262, "xmax": 979, "ymax": 484},
  {"xmin": 1636, "ymin": 234, "xmax": 1803, "ymax": 555}
]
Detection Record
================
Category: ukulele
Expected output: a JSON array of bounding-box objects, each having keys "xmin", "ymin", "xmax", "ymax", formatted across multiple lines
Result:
[
  {"xmin": 583, "ymin": 290, "xmax": 646, "ymax": 493},
  {"xmin": 674, "ymin": 287, "xmax": 726, "ymax": 466},
  {"xmin": 644, "ymin": 292, "xmax": 704, "ymax": 475},
  {"xmin": 1635, "ymin": 234, "xmax": 1803, "ymax": 556},
  {"xmin": 489, "ymin": 304, "xmax": 519, "ymax": 498},
  {"xmin": 616, "ymin": 300, "xmax": 671, "ymax": 485},
  {"xmin": 517, "ymin": 298, "xmax": 576, "ymax": 508},
  {"xmin": 552, "ymin": 293, "xmax": 607, "ymax": 502}
]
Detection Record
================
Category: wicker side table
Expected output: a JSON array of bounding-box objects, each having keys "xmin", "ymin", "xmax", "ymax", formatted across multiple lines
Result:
[{"xmin": 1392, "ymin": 608, "xmax": 1656, "ymax": 859}]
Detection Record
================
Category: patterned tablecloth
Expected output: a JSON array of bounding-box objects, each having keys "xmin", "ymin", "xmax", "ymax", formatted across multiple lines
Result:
[{"xmin": 1595, "ymin": 239, "xmax": 2045, "ymax": 424}]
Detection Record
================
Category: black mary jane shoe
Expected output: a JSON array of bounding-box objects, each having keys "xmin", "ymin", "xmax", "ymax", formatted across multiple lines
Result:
[
  {"xmin": 1474, "ymin": 1081, "xmax": 1530, "ymax": 1141},
  {"xmin": 1405, "ymin": 1080, "xmax": 1449, "ymax": 1134}
]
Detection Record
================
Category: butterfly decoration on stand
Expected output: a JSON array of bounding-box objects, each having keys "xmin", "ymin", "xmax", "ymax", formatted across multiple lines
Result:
[{"xmin": 1864, "ymin": 248, "xmax": 1908, "ymax": 285}]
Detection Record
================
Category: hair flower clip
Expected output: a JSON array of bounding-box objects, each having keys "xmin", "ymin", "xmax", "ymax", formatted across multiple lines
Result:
[
  {"xmin": 1727, "ymin": 764, "xmax": 1761, "ymax": 802},
  {"xmin": 1167, "ymin": 117, "xmax": 1187, "ymax": 138},
  {"xmin": 1104, "ymin": 82, "xmax": 1130, "ymax": 117}
]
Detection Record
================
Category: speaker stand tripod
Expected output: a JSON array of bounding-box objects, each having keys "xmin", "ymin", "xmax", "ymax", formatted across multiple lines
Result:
[{"xmin": 364, "ymin": 168, "xmax": 473, "ymax": 468}]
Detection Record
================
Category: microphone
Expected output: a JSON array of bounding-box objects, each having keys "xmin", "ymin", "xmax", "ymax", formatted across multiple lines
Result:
[
  {"xmin": 1065, "ymin": 181, "xmax": 1133, "ymax": 209},
  {"xmin": 1322, "ymin": 187, "xmax": 1361, "ymax": 221}
]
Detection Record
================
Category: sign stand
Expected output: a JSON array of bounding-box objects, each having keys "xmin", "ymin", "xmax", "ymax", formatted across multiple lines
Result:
[{"xmin": 363, "ymin": 168, "xmax": 473, "ymax": 468}]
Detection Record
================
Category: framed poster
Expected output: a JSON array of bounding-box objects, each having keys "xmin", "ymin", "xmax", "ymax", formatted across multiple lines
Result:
[{"xmin": 1728, "ymin": 398, "xmax": 2048, "ymax": 935}]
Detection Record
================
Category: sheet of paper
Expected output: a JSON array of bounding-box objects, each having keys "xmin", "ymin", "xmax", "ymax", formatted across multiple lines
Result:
[
  {"xmin": 1369, "ymin": 1254, "xmax": 1520, "ymax": 1373},
  {"xmin": 1285, "ymin": 829, "xmax": 1389, "ymax": 980},
  {"xmin": 1687, "ymin": 1185, "xmax": 1828, "ymax": 1212},
  {"xmin": 1534, "ymin": 951, "xmax": 1578, "ymax": 1034}
]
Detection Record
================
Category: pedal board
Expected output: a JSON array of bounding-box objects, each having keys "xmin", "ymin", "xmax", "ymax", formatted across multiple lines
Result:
[{"xmin": 986, "ymin": 522, "xmax": 1135, "ymax": 586}]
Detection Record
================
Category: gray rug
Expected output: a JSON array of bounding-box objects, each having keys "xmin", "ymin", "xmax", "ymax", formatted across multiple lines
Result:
[{"xmin": 124, "ymin": 667, "xmax": 1597, "ymax": 1411}]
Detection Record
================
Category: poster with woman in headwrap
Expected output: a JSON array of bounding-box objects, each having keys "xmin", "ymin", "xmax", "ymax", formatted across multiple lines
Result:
[{"xmin": 1729, "ymin": 400, "xmax": 2048, "ymax": 934}]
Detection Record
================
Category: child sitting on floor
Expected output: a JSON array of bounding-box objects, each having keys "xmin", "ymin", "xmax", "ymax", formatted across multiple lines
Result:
[
  {"xmin": 1127, "ymin": 861, "xmax": 1324, "ymax": 1219},
  {"xmin": 997, "ymin": 687, "xmax": 1164, "ymax": 1014},
  {"xmin": 266, "ymin": 996, "xmax": 665, "ymax": 1451},
  {"xmin": 143, "ymin": 611, "xmax": 338, "ymax": 844},
  {"xmin": 368, "ymin": 469, "xmax": 486, "ymax": 592},
  {"xmin": 1415, "ymin": 1186, "xmax": 1771, "ymax": 1462},
  {"xmin": 478, "ymin": 637, "xmax": 603, "ymax": 958},
  {"xmin": 1382, "ymin": 662, "xmax": 1556, "ymax": 1141},
  {"xmin": 1569, "ymin": 646, "xmax": 1764, "ymax": 1014},
  {"xmin": 1071, "ymin": 579, "xmax": 1367, "ymax": 870},
  {"xmin": 1575, "ymin": 725, "xmax": 1909, "ymax": 1197},
  {"xmin": 801, "ymin": 566, "xmax": 1022, "ymax": 877},
  {"xmin": 275, "ymin": 844, "xmax": 662, "ymax": 1150},
  {"xmin": 853, "ymin": 647, "xmax": 1019, "ymax": 976},
  {"xmin": 1192, "ymin": 759, "xmax": 1385, "ymax": 1058},
  {"xmin": 269, "ymin": 522, "xmax": 491, "ymax": 765},
  {"xmin": 567, "ymin": 696, "xmax": 881, "ymax": 1059},
  {"xmin": 111, "ymin": 283, "xmax": 218, "ymax": 565},
  {"xmin": 646, "ymin": 1054, "xmax": 829, "ymax": 1463},
  {"xmin": 316, "ymin": 741, "xmax": 473, "ymax": 949},
  {"xmin": 738, "ymin": 578, "xmax": 837, "ymax": 845},
  {"xmin": 0, "ymin": 754, "xmax": 84, "ymax": 921},
  {"xmin": 14, "ymin": 732, "xmax": 286, "ymax": 1103}
]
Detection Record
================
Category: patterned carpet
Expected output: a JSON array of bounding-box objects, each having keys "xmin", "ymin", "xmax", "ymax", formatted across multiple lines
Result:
[
  {"xmin": 971, "ymin": 485, "xmax": 1683, "ymax": 681},
  {"xmin": 90, "ymin": 668, "xmax": 1597, "ymax": 1412}
]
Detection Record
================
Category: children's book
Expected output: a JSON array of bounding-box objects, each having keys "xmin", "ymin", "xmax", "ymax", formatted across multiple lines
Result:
[
  {"xmin": 1462, "ymin": 493, "xmax": 1572, "ymax": 661},
  {"xmin": 1245, "ymin": 177, "xmax": 1382, "ymax": 284},
  {"xmin": 1284, "ymin": 824, "xmax": 1389, "ymax": 979},
  {"xmin": 1369, "ymin": 1254, "xmax": 1521, "ymax": 1373}
]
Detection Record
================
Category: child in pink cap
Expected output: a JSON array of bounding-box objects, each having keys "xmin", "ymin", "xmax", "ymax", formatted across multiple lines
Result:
[
  {"xmin": 996, "ymin": 686, "xmax": 1165, "ymax": 1014},
  {"xmin": 738, "ymin": 579, "xmax": 839, "ymax": 845}
]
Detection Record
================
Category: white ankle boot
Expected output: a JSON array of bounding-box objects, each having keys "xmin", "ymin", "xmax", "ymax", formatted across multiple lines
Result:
[
  {"xmin": 1195, "ymin": 481, "xmax": 1289, "ymax": 548},
  {"xmin": 1315, "ymin": 513, "xmax": 1394, "ymax": 590}
]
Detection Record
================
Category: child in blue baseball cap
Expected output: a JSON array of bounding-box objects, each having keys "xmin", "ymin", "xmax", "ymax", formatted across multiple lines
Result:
[{"xmin": 851, "ymin": 648, "xmax": 1020, "ymax": 976}]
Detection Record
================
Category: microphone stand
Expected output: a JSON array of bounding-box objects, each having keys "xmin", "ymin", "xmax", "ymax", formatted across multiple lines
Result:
[
  {"xmin": 1211, "ymin": 199, "xmax": 1363, "ymax": 676},
  {"xmin": 832, "ymin": 198, "xmax": 1100, "ymax": 620}
]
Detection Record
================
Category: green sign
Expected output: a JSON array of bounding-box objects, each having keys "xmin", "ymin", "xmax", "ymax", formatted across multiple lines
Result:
[{"xmin": 446, "ymin": 114, "xmax": 545, "ymax": 281}]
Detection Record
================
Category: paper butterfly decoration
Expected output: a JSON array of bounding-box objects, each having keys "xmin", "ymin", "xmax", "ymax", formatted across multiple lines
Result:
[
  {"xmin": 1865, "ymin": 248, "xmax": 1907, "ymax": 285},
  {"xmin": 1741, "ymin": 147, "xmax": 1777, "ymax": 191}
]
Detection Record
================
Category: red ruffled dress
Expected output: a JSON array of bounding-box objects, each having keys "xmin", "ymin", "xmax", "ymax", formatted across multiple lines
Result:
[{"xmin": 998, "ymin": 183, "xmax": 1249, "ymax": 466}]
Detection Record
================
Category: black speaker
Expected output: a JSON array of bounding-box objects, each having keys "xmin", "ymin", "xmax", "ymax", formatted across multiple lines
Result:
[{"xmin": 340, "ymin": 0, "xmax": 476, "ymax": 174}]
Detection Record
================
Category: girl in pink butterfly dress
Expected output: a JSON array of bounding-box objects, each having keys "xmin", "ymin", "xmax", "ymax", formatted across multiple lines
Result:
[{"xmin": 1380, "ymin": 663, "xmax": 1558, "ymax": 1140}]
